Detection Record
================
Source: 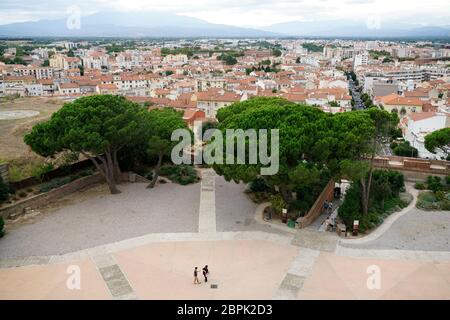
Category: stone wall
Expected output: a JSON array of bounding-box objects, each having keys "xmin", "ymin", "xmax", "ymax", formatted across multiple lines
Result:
[
  {"xmin": 0, "ymin": 173, "xmax": 104, "ymax": 220},
  {"xmin": 0, "ymin": 163, "xmax": 9, "ymax": 184}
]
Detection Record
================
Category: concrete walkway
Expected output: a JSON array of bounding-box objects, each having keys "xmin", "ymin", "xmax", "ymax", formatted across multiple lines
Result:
[{"xmin": 198, "ymin": 169, "xmax": 216, "ymax": 233}]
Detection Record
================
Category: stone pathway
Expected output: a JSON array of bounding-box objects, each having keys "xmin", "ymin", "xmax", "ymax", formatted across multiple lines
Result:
[
  {"xmin": 198, "ymin": 169, "xmax": 216, "ymax": 233},
  {"xmin": 91, "ymin": 254, "xmax": 137, "ymax": 300}
]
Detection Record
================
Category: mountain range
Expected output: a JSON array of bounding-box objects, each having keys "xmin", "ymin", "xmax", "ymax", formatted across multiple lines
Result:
[{"xmin": 0, "ymin": 11, "xmax": 448, "ymax": 39}]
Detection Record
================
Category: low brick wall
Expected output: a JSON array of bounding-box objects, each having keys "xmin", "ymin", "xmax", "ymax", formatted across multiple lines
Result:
[
  {"xmin": 0, "ymin": 173, "xmax": 104, "ymax": 220},
  {"xmin": 298, "ymin": 179, "xmax": 335, "ymax": 229},
  {"xmin": 373, "ymin": 156, "xmax": 450, "ymax": 176}
]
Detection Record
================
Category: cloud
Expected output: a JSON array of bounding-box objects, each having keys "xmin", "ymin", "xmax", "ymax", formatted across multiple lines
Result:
[{"xmin": 0, "ymin": 0, "xmax": 448, "ymax": 27}]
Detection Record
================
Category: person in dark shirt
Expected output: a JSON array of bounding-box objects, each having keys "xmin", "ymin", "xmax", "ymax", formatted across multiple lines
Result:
[
  {"xmin": 194, "ymin": 267, "xmax": 200, "ymax": 284},
  {"xmin": 202, "ymin": 265, "xmax": 209, "ymax": 283}
]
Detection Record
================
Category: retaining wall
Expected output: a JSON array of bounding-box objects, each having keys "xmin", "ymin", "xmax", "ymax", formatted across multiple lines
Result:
[
  {"xmin": 298, "ymin": 179, "xmax": 335, "ymax": 229},
  {"xmin": 0, "ymin": 173, "xmax": 104, "ymax": 220}
]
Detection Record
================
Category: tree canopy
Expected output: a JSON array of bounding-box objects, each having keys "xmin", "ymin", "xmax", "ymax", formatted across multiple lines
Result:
[
  {"xmin": 425, "ymin": 128, "xmax": 450, "ymax": 156},
  {"xmin": 213, "ymin": 97, "xmax": 376, "ymax": 205},
  {"xmin": 24, "ymin": 95, "xmax": 147, "ymax": 194}
]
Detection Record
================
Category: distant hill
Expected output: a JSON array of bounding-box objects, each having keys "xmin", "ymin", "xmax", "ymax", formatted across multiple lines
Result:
[
  {"xmin": 0, "ymin": 11, "xmax": 279, "ymax": 38},
  {"xmin": 261, "ymin": 20, "xmax": 450, "ymax": 38}
]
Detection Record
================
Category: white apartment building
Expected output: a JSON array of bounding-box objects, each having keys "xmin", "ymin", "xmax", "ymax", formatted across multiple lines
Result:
[
  {"xmin": 25, "ymin": 83, "xmax": 44, "ymax": 96},
  {"xmin": 353, "ymin": 52, "xmax": 369, "ymax": 69},
  {"xmin": 196, "ymin": 78, "xmax": 227, "ymax": 92},
  {"xmin": 404, "ymin": 112, "xmax": 450, "ymax": 159}
]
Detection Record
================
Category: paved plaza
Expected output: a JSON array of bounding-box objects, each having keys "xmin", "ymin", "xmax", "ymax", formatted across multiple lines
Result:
[{"xmin": 1, "ymin": 169, "xmax": 449, "ymax": 300}]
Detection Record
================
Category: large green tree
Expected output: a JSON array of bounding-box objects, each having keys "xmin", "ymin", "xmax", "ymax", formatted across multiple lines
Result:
[
  {"xmin": 213, "ymin": 97, "xmax": 376, "ymax": 205},
  {"xmin": 425, "ymin": 128, "xmax": 450, "ymax": 157},
  {"xmin": 24, "ymin": 95, "xmax": 146, "ymax": 194},
  {"xmin": 145, "ymin": 108, "xmax": 188, "ymax": 188},
  {"xmin": 341, "ymin": 108, "xmax": 395, "ymax": 216}
]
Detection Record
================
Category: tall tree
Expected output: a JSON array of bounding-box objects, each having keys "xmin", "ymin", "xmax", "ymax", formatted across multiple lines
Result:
[
  {"xmin": 24, "ymin": 95, "xmax": 146, "ymax": 194},
  {"xmin": 425, "ymin": 128, "xmax": 450, "ymax": 157},
  {"xmin": 214, "ymin": 97, "xmax": 376, "ymax": 205},
  {"xmin": 144, "ymin": 108, "xmax": 188, "ymax": 189}
]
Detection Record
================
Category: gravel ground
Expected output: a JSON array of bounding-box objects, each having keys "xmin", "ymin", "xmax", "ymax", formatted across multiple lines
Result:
[
  {"xmin": 215, "ymin": 176, "xmax": 289, "ymax": 235},
  {"xmin": 342, "ymin": 208, "xmax": 450, "ymax": 251},
  {"xmin": 0, "ymin": 182, "xmax": 200, "ymax": 259}
]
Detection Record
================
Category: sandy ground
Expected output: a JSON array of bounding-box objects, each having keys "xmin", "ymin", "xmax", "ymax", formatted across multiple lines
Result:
[
  {"xmin": 341, "ymin": 209, "xmax": 450, "ymax": 251},
  {"xmin": 0, "ymin": 97, "xmax": 64, "ymax": 160},
  {"xmin": 0, "ymin": 182, "xmax": 201, "ymax": 258},
  {"xmin": 114, "ymin": 240, "xmax": 298, "ymax": 300},
  {"xmin": 215, "ymin": 176, "xmax": 287, "ymax": 235},
  {"xmin": 0, "ymin": 259, "xmax": 110, "ymax": 300},
  {"xmin": 299, "ymin": 252, "xmax": 450, "ymax": 300}
]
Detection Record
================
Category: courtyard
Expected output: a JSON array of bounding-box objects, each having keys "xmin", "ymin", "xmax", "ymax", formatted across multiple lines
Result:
[{"xmin": 0, "ymin": 169, "xmax": 449, "ymax": 300}]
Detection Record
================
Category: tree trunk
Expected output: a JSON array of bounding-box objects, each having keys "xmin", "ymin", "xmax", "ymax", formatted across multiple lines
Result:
[
  {"xmin": 81, "ymin": 151, "xmax": 121, "ymax": 195},
  {"xmin": 361, "ymin": 137, "xmax": 377, "ymax": 216},
  {"xmin": 279, "ymin": 185, "xmax": 293, "ymax": 205},
  {"xmin": 147, "ymin": 153, "xmax": 163, "ymax": 189},
  {"xmin": 112, "ymin": 149, "xmax": 122, "ymax": 184},
  {"xmin": 360, "ymin": 177, "xmax": 368, "ymax": 216}
]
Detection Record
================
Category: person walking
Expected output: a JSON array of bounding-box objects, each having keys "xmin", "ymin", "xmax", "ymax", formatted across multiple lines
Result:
[
  {"xmin": 202, "ymin": 265, "xmax": 209, "ymax": 283},
  {"xmin": 194, "ymin": 267, "xmax": 201, "ymax": 284},
  {"xmin": 323, "ymin": 200, "xmax": 329, "ymax": 214},
  {"xmin": 328, "ymin": 202, "xmax": 333, "ymax": 214}
]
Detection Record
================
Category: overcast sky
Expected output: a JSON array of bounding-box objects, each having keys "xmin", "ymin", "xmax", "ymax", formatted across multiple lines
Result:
[{"xmin": 0, "ymin": 0, "xmax": 449, "ymax": 27}]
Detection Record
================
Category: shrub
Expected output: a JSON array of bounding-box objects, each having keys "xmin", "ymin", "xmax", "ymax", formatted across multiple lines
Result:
[
  {"xmin": 427, "ymin": 176, "xmax": 443, "ymax": 193},
  {"xmin": 269, "ymin": 194, "xmax": 287, "ymax": 214},
  {"xmin": 0, "ymin": 176, "xmax": 9, "ymax": 203},
  {"xmin": 0, "ymin": 216, "xmax": 4, "ymax": 238},
  {"xmin": 32, "ymin": 163, "xmax": 54, "ymax": 181},
  {"xmin": 159, "ymin": 165, "xmax": 199, "ymax": 185},
  {"xmin": 446, "ymin": 176, "xmax": 450, "ymax": 185},
  {"xmin": 338, "ymin": 183, "xmax": 362, "ymax": 228},
  {"xmin": 18, "ymin": 191, "xmax": 27, "ymax": 198},
  {"xmin": 415, "ymin": 182, "xmax": 426, "ymax": 190},
  {"xmin": 249, "ymin": 177, "xmax": 269, "ymax": 192},
  {"xmin": 393, "ymin": 141, "xmax": 418, "ymax": 157}
]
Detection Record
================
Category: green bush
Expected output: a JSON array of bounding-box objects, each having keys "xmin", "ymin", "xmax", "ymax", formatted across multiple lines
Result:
[
  {"xmin": 269, "ymin": 194, "xmax": 287, "ymax": 214},
  {"xmin": 338, "ymin": 183, "xmax": 362, "ymax": 228},
  {"xmin": 159, "ymin": 165, "xmax": 199, "ymax": 185},
  {"xmin": 32, "ymin": 163, "xmax": 54, "ymax": 181},
  {"xmin": 427, "ymin": 176, "xmax": 443, "ymax": 193},
  {"xmin": 0, "ymin": 176, "xmax": 9, "ymax": 203},
  {"xmin": 414, "ymin": 182, "xmax": 426, "ymax": 190},
  {"xmin": 0, "ymin": 216, "xmax": 4, "ymax": 238},
  {"xmin": 446, "ymin": 176, "xmax": 450, "ymax": 185},
  {"xmin": 249, "ymin": 177, "xmax": 269, "ymax": 192},
  {"xmin": 393, "ymin": 141, "xmax": 418, "ymax": 157}
]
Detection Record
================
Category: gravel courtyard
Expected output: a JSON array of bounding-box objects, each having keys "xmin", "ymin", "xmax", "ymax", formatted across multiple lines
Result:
[
  {"xmin": 215, "ymin": 176, "xmax": 288, "ymax": 234},
  {"xmin": 342, "ymin": 208, "xmax": 450, "ymax": 251},
  {"xmin": 0, "ymin": 182, "xmax": 200, "ymax": 258}
]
